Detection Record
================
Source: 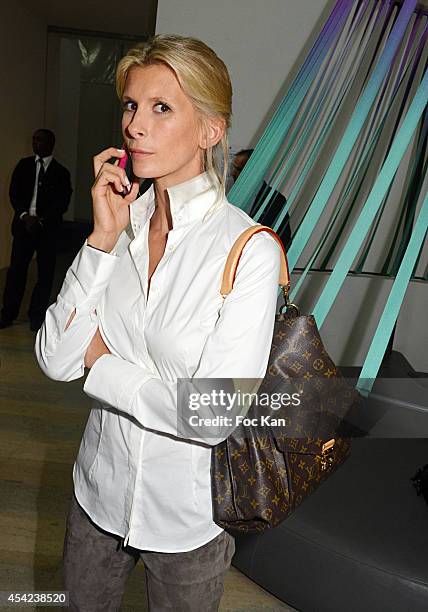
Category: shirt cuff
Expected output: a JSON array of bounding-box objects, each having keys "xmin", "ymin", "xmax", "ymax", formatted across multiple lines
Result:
[
  {"xmin": 59, "ymin": 241, "xmax": 119, "ymax": 312},
  {"xmin": 83, "ymin": 354, "xmax": 154, "ymax": 411}
]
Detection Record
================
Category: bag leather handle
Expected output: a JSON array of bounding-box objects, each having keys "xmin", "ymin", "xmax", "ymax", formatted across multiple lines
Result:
[{"xmin": 220, "ymin": 225, "xmax": 290, "ymax": 297}]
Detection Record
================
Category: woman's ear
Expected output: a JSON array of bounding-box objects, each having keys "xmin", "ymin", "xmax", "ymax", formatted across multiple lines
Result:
[{"xmin": 200, "ymin": 116, "xmax": 226, "ymax": 150}]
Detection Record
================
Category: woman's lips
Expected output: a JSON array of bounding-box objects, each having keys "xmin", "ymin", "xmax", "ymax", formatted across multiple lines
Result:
[{"xmin": 130, "ymin": 150, "xmax": 154, "ymax": 158}]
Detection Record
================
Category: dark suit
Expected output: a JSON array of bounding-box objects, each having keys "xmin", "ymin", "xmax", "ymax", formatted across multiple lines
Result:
[
  {"xmin": 249, "ymin": 181, "xmax": 292, "ymax": 251},
  {"xmin": 2, "ymin": 156, "xmax": 72, "ymax": 325}
]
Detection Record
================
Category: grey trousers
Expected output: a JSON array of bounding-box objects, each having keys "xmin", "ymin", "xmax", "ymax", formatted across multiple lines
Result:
[{"xmin": 63, "ymin": 495, "xmax": 235, "ymax": 611}]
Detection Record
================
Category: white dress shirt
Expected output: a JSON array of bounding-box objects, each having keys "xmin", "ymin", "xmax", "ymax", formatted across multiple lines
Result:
[{"xmin": 35, "ymin": 170, "xmax": 280, "ymax": 552}]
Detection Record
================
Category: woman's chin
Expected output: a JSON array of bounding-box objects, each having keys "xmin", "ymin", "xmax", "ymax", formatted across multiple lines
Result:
[
  {"xmin": 133, "ymin": 172, "xmax": 153, "ymax": 180},
  {"xmin": 131, "ymin": 158, "xmax": 157, "ymax": 179},
  {"xmin": 132, "ymin": 166, "xmax": 155, "ymax": 180}
]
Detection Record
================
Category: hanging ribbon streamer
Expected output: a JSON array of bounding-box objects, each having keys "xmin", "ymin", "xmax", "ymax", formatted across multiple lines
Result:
[
  {"xmin": 356, "ymin": 17, "xmax": 428, "ymax": 273},
  {"xmin": 228, "ymin": 0, "xmax": 355, "ymax": 209},
  {"xmin": 253, "ymin": 0, "xmax": 373, "ymax": 225},
  {"xmin": 289, "ymin": 25, "xmax": 423, "ymax": 302},
  {"xmin": 270, "ymin": 0, "xmax": 388, "ymax": 237},
  {"xmin": 312, "ymin": 64, "xmax": 428, "ymax": 327},
  {"xmin": 322, "ymin": 15, "xmax": 427, "ymax": 272},
  {"xmin": 357, "ymin": 187, "xmax": 428, "ymax": 395},
  {"xmin": 230, "ymin": 0, "xmax": 427, "ymax": 393},
  {"xmin": 286, "ymin": 0, "xmax": 418, "ymax": 272}
]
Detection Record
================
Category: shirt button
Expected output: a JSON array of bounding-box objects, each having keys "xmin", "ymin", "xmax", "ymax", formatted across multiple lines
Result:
[
  {"xmin": 177, "ymin": 215, "xmax": 182, "ymax": 221},
  {"xmin": 168, "ymin": 244, "xmax": 174, "ymax": 251}
]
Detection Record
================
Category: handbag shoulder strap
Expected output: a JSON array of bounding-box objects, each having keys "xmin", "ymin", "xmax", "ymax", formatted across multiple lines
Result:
[{"xmin": 220, "ymin": 224, "xmax": 290, "ymax": 297}]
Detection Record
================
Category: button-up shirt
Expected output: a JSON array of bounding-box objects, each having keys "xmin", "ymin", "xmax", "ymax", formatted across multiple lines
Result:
[{"xmin": 35, "ymin": 171, "xmax": 280, "ymax": 552}]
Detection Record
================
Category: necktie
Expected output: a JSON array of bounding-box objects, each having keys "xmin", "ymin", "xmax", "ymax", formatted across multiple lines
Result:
[
  {"xmin": 38, "ymin": 158, "xmax": 45, "ymax": 183},
  {"xmin": 36, "ymin": 158, "xmax": 45, "ymax": 216}
]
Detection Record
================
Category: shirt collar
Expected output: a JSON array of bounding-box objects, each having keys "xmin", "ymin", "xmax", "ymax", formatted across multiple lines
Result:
[
  {"xmin": 130, "ymin": 170, "xmax": 223, "ymax": 235},
  {"xmin": 35, "ymin": 155, "xmax": 53, "ymax": 166}
]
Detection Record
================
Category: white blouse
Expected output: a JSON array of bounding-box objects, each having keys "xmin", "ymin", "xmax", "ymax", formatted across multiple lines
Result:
[{"xmin": 35, "ymin": 171, "xmax": 280, "ymax": 552}]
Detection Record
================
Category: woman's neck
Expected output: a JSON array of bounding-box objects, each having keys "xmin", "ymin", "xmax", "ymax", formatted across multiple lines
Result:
[
  {"xmin": 151, "ymin": 184, "xmax": 172, "ymax": 233},
  {"xmin": 151, "ymin": 162, "xmax": 205, "ymax": 232}
]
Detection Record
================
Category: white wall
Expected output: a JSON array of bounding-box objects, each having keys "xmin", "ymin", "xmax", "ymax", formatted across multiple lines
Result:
[
  {"xmin": 156, "ymin": 0, "xmax": 333, "ymax": 149},
  {"xmin": 0, "ymin": 2, "xmax": 47, "ymax": 269}
]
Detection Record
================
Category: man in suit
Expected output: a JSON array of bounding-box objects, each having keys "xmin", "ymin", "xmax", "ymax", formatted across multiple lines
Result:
[
  {"xmin": 231, "ymin": 148, "xmax": 292, "ymax": 251},
  {"xmin": 0, "ymin": 129, "xmax": 72, "ymax": 331}
]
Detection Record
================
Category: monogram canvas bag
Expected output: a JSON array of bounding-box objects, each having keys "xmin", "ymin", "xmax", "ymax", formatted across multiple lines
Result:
[{"xmin": 211, "ymin": 225, "xmax": 364, "ymax": 533}]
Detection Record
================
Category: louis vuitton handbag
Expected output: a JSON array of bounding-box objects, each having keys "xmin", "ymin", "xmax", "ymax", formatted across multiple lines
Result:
[{"xmin": 211, "ymin": 225, "xmax": 364, "ymax": 533}]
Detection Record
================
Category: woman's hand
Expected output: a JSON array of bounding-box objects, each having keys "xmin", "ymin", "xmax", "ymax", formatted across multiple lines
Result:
[
  {"xmin": 84, "ymin": 328, "xmax": 111, "ymax": 369},
  {"xmin": 88, "ymin": 147, "xmax": 140, "ymax": 252}
]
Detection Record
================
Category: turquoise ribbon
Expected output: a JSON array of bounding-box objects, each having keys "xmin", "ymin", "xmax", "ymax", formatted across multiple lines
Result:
[
  {"xmin": 228, "ymin": 0, "xmax": 355, "ymax": 209},
  {"xmin": 286, "ymin": 0, "xmax": 417, "ymax": 272},
  {"xmin": 357, "ymin": 188, "xmax": 428, "ymax": 395},
  {"xmin": 230, "ymin": 0, "xmax": 426, "ymax": 395},
  {"xmin": 255, "ymin": 0, "xmax": 374, "ymax": 226},
  {"xmin": 313, "ymin": 64, "xmax": 428, "ymax": 327}
]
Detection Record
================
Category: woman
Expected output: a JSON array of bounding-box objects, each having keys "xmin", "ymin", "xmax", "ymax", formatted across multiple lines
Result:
[{"xmin": 36, "ymin": 34, "xmax": 280, "ymax": 611}]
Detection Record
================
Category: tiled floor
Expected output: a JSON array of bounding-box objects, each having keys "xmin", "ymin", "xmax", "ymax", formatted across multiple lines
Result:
[{"xmin": 0, "ymin": 261, "xmax": 296, "ymax": 611}]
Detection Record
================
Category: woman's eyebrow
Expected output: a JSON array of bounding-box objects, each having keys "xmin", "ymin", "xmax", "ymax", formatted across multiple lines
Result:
[
  {"xmin": 148, "ymin": 96, "xmax": 175, "ymax": 102},
  {"xmin": 122, "ymin": 93, "xmax": 175, "ymax": 102}
]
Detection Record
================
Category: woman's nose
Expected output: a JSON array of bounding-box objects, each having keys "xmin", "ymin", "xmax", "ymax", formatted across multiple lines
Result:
[{"xmin": 126, "ymin": 111, "xmax": 148, "ymax": 138}]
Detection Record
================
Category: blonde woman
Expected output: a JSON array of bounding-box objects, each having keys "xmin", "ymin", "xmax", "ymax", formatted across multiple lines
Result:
[{"xmin": 36, "ymin": 34, "xmax": 280, "ymax": 611}]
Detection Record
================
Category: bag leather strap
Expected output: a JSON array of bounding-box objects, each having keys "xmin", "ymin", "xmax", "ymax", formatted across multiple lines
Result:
[{"xmin": 220, "ymin": 225, "xmax": 290, "ymax": 297}]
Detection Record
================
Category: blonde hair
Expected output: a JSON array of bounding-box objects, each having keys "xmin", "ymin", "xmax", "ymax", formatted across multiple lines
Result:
[{"xmin": 116, "ymin": 34, "xmax": 232, "ymax": 204}]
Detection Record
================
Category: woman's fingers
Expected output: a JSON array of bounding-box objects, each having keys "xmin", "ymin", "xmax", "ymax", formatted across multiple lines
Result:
[
  {"xmin": 91, "ymin": 168, "xmax": 130, "ymax": 197},
  {"xmin": 123, "ymin": 180, "xmax": 140, "ymax": 203},
  {"xmin": 92, "ymin": 159, "xmax": 132, "ymax": 196},
  {"xmin": 93, "ymin": 147, "xmax": 126, "ymax": 178}
]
